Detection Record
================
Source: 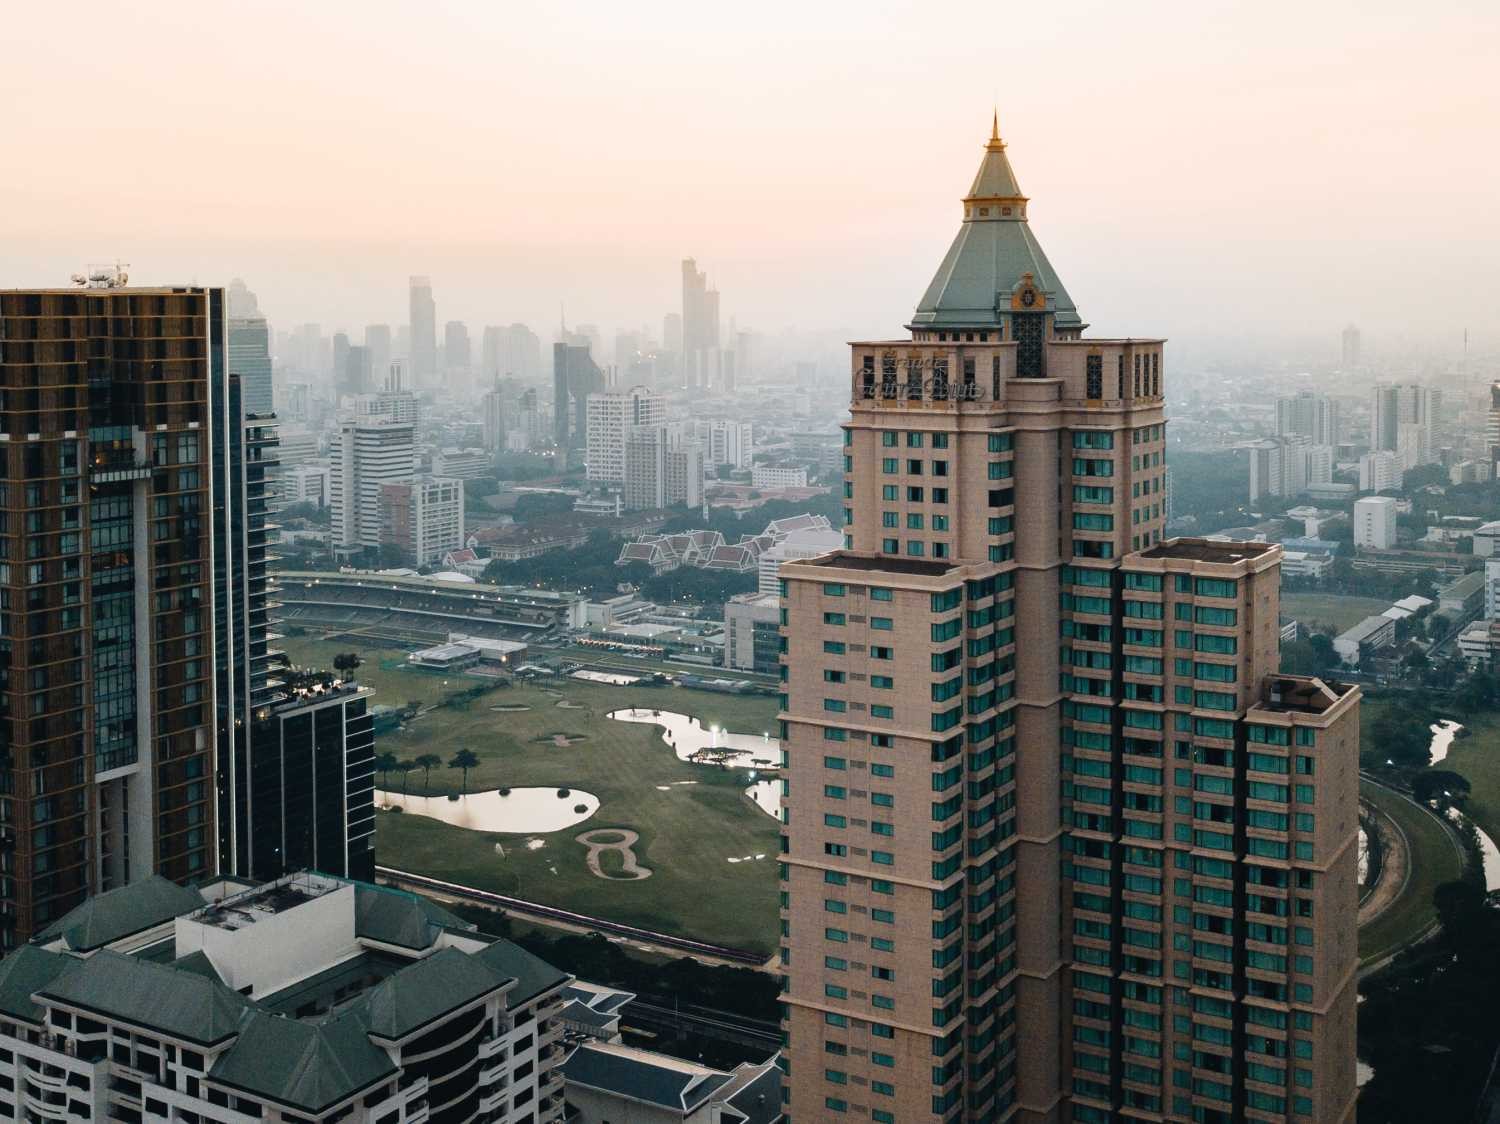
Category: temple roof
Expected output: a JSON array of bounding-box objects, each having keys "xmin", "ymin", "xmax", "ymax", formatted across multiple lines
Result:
[{"xmin": 912, "ymin": 117, "xmax": 1083, "ymax": 331}]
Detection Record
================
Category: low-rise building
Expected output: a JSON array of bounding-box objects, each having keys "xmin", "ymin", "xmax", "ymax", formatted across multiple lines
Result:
[
  {"xmin": 2, "ymin": 871, "xmax": 570, "ymax": 1123},
  {"xmin": 1459, "ymin": 620, "xmax": 1500, "ymax": 667},
  {"xmin": 1439, "ymin": 570, "xmax": 1487, "ymax": 615},
  {"xmin": 284, "ymin": 462, "xmax": 331, "ymax": 507},
  {"xmin": 409, "ymin": 632, "xmax": 529, "ymax": 671},
  {"xmin": 1280, "ymin": 549, "xmax": 1336, "ymax": 579},
  {"xmin": 751, "ymin": 465, "xmax": 809, "ymax": 490},
  {"xmin": 432, "ymin": 446, "xmax": 494, "ymax": 479},
  {"xmin": 562, "ymin": 1041, "xmax": 782, "ymax": 1124},
  {"xmin": 1473, "ymin": 520, "xmax": 1500, "ymax": 558},
  {"xmin": 724, "ymin": 592, "xmax": 782, "ymax": 673},
  {"xmin": 1333, "ymin": 614, "xmax": 1397, "ymax": 666}
]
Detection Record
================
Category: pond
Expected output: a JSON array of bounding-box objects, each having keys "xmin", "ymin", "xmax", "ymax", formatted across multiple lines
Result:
[
  {"xmin": 1445, "ymin": 807, "xmax": 1500, "ymax": 893},
  {"xmin": 1428, "ymin": 719, "xmax": 1464, "ymax": 765},
  {"xmin": 572, "ymin": 670, "xmax": 642, "ymax": 686},
  {"xmin": 1358, "ymin": 828, "xmax": 1368, "ymax": 884},
  {"xmin": 608, "ymin": 708, "xmax": 780, "ymax": 768},
  {"xmin": 378, "ymin": 787, "xmax": 598, "ymax": 833}
]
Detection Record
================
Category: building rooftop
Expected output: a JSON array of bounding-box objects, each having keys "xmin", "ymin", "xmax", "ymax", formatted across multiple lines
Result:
[
  {"xmin": 190, "ymin": 872, "xmax": 338, "ymax": 931},
  {"xmin": 1338, "ymin": 615, "xmax": 1394, "ymax": 644},
  {"xmin": 563, "ymin": 1040, "xmax": 734, "ymax": 1113},
  {"xmin": 1135, "ymin": 537, "xmax": 1279, "ymax": 565},
  {"xmin": 1441, "ymin": 571, "xmax": 1486, "ymax": 597},
  {"xmin": 1257, "ymin": 675, "xmax": 1358, "ymax": 715},
  {"xmin": 800, "ymin": 552, "xmax": 960, "ymax": 576}
]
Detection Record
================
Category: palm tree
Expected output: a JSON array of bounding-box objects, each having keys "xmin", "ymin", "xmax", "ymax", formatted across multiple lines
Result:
[
  {"xmin": 448, "ymin": 748, "xmax": 480, "ymax": 795},
  {"xmin": 375, "ymin": 752, "xmax": 398, "ymax": 788},
  {"xmin": 415, "ymin": 753, "xmax": 443, "ymax": 793},
  {"xmin": 333, "ymin": 652, "xmax": 363, "ymax": 675},
  {"xmin": 396, "ymin": 759, "xmax": 418, "ymax": 794}
]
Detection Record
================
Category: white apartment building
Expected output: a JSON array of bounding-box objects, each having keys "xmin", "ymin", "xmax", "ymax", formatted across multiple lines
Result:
[
  {"xmin": 586, "ymin": 386, "xmax": 666, "ymax": 483},
  {"xmin": 624, "ymin": 423, "xmax": 703, "ymax": 510},
  {"xmin": 330, "ymin": 418, "xmax": 415, "ymax": 553},
  {"xmin": 1358, "ymin": 450, "xmax": 1404, "ymax": 492},
  {"xmin": 1486, "ymin": 557, "xmax": 1500, "ymax": 619},
  {"xmin": 483, "ymin": 386, "xmax": 507, "ymax": 451},
  {"xmin": 696, "ymin": 418, "xmax": 753, "ymax": 468},
  {"xmin": 1396, "ymin": 422, "xmax": 1432, "ymax": 469},
  {"xmin": 757, "ymin": 526, "xmax": 846, "ymax": 594},
  {"xmin": 276, "ymin": 427, "xmax": 320, "ymax": 467},
  {"xmin": 751, "ymin": 465, "xmax": 809, "ymax": 489},
  {"xmin": 284, "ymin": 463, "xmax": 331, "ymax": 507},
  {"xmin": 382, "ymin": 475, "xmax": 466, "ymax": 565},
  {"xmin": 1, "ymin": 871, "xmax": 570, "ymax": 1123},
  {"xmin": 1354, "ymin": 495, "xmax": 1398, "ymax": 550},
  {"xmin": 432, "ymin": 446, "xmax": 492, "ymax": 479}
]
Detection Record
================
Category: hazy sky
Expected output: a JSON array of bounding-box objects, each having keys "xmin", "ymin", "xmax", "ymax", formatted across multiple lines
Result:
[{"xmin": 2, "ymin": 1, "xmax": 1495, "ymax": 362}]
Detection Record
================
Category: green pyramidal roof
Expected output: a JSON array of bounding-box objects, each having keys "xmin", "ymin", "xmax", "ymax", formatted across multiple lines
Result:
[
  {"xmin": 912, "ymin": 120, "xmax": 1083, "ymax": 331},
  {"xmin": 35, "ymin": 875, "xmax": 205, "ymax": 952}
]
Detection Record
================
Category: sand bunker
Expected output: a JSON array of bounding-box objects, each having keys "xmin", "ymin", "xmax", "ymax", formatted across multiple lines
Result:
[
  {"xmin": 607, "ymin": 708, "xmax": 779, "ymax": 767},
  {"xmin": 490, "ymin": 704, "xmax": 532, "ymax": 713},
  {"xmin": 576, "ymin": 828, "xmax": 653, "ymax": 880}
]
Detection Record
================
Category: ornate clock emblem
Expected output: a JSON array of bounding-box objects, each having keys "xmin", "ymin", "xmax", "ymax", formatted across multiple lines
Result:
[{"xmin": 1020, "ymin": 289, "xmax": 1036, "ymax": 308}]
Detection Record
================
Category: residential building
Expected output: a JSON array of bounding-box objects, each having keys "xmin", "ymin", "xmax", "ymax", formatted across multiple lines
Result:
[
  {"xmin": 277, "ymin": 426, "xmax": 320, "ymax": 466},
  {"xmin": 1275, "ymin": 391, "xmax": 1339, "ymax": 446},
  {"xmin": 1353, "ymin": 496, "xmax": 1398, "ymax": 550},
  {"xmin": 699, "ymin": 418, "xmax": 754, "ymax": 468},
  {"xmin": 1450, "ymin": 459, "xmax": 1493, "ymax": 485},
  {"xmin": 364, "ymin": 323, "xmax": 392, "ymax": 389},
  {"xmin": 1478, "ymin": 523, "xmax": 1500, "ymax": 562},
  {"xmin": 381, "ymin": 476, "xmax": 466, "ymax": 565},
  {"xmin": 1487, "ymin": 382, "xmax": 1500, "ymax": 468},
  {"xmin": 1249, "ymin": 437, "xmax": 1325, "ymax": 500},
  {"xmin": 1396, "ymin": 422, "xmax": 1432, "ymax": 469},
  {"xmin": 1458, "ymin": 620, "xmax": 1500, "ymax": 667},
  {"xmin": 624, "ymin": 424, "xmax": 703, "ymax": 510},
  {"xmin": 409, "ymin": 275, "xmax": 436, "ymax": 386},
  {"xmin": 587, "ymin": 385, "xmax": 666, "ymax": 482},
  {"xmin": 751, "ymin": 464, "xmax": 809, "ymax": 489},
  {"xmin": 554, "ymin": 341, "xmax": 607, "ymax": 449},
  {"xmin": 1333, "ymin": 615, "xmax": 1396, "ymax": 665},
  {"xmin": 1358, "ymin": 451, "xmax": 1403, "ymax": 492},
  {"xmin": 3, "ymin": 871, "xmax": 570, "ymax": 1122},
  {"xmin": 341, "ymin": 342, "xmax": 372, "ymax": 399},
  {"xmin": 0, "ymin": 285, "xmax": 218, "ymax": 944},
  {"xmin": 777, "ymin": 122, "xmax": 1358, "ymax": 1124},
  {"xmin": 723, "ymin": 592, "xmax": 782, "ymax": 673},
  {"xmin": 1371, "ymin": 383, "xmax": 1433, "ymax": 453},
  {"xmin": 563, "ymin": 1042, "xmax": 782, "ymax": 1124},
  {"xmin": 330, "ymin": 418, "xmax": 416, "ymax": 556},
  {"xmin": 1281, "ymin": 549, "xmax": 1336, "ymax": 579},
  {"xmin": 483, "ymin": 323, "xmax": 543, "ymax": 380},
  {"xmin": 445, "ymin": 319, "xmax": 471, "ymax": 373}
]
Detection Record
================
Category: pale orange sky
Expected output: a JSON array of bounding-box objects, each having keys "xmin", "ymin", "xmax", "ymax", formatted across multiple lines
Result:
[{"xmin": 2, "ymin": 1, "xmax": 1496, "ymax": 358}]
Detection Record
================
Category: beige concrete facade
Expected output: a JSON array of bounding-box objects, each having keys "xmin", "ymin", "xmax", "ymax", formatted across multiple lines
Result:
[{"xmin": 776, "ymin": 125, "xmax": 1357, "ymax": 1124}]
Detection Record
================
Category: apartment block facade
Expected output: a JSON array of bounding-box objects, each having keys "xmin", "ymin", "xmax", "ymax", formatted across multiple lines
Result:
[{"xmin": 776, "ymin": 123, "xmax": 1358, "ymax": 1124}]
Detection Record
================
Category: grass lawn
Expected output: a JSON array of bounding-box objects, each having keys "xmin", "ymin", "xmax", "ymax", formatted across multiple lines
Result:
[
  {"xmin": 282, "ymin": 636, "xmax": 457, "ymax": 708},
  {"xmin": 1279, "ymin": 592, "xmax": 1393, "ymax": 636},
  {"xmin": 1358, "ymin": 778, "xmax": 1463, "ymax": 964},
  {"xmin": 1432, "ymin": 713, "xmax": 1500, "ymax": 846},
  {"xmin": 281, "ymin": 637, "xmax": 782, "ymax": 953}
]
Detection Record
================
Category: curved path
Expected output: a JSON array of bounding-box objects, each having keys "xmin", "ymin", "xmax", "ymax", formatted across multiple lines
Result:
[
  {"xmin": 576, "ymin": 828, "xmax": 653, "ymax": 880},
  {"xmin": 1357, "ymin": 798, "xmax": 1410, "ymax": 928}
]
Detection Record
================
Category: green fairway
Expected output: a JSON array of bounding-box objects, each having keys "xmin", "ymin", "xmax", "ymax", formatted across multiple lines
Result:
[
  {"xmin": 1432, "ymin": 713, "xmax": 1500, "ymax": 847},
  {"xmin": 1279, "ymin": 592, "xmax": 1393, "ymax": 636},
  {"xmin": 281, "ymin": 637, "xmax": 782, "ymax": 953}
]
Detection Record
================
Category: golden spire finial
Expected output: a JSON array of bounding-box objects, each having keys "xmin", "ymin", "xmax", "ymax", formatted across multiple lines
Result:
[{"xmin": 991, "ymin": 107, "xmax": 999, "ymax": 142}]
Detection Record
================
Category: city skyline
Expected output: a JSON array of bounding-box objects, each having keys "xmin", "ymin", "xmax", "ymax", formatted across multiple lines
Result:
[{"xmin": 1, "ymin": 3, "xmax": 1495, "ymax": 359}]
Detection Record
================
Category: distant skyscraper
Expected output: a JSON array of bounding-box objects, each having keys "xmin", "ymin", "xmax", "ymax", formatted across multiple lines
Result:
[
  {"xmin": 663, "ymin": 311, "xmax": 683, "ymax": 355},
  {"xmin": 778, "ymin": 121, "xmax": 1359, "ymax": 1124},
  {"xmin": 364, "ymin": 324, "xmax": 392, "ymax": 388},
  {"xmin": 682, "ymin": 258, "xmax": 720, "ymax": 389},
  {"xmin": 332, "ymin": 331, "xmax": 351, "ymax": 386},
  {"xmin": 444, "ymin": 319, "xmax": 471, "ymax": 373},
  {"xmin": 1372, "ymin": 383, "xmax": 1432, "ymax": 453},
  {"xmin": 342, "ymin": 344, "xmax": 372, "ymax": 398},
  {"xmin": 482, "ymin": 381, "xmax": 507, "ymax": 452},
  {"xmin": 227, "ymin": 311, "xmax": 273, "ymax": 416},
  {"xmin": 553, "ymin": 341, "xmax": 606, "ymax": 448},
  {"xmin": 1341, "ymin": 323, "xmax": 1361, "ymax": 368},
  {"xmin": 409, "ymin": 275, "xmax": 437, "ymax": 385},
  {"xmin": 623, "ymin": 423, "xmax": 703, "ymax": 510}
]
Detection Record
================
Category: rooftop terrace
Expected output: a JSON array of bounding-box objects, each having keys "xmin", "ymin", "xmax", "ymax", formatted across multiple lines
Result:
[{"xmin": 1135, "ymin": 537, "xmax": 1279, "ymax": 565}]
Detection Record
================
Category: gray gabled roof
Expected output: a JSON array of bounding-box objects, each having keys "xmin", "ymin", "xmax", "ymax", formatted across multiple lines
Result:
[
  {"xmin": 37, "ymin": 949, "xmax": 251, "ymax": 1045},
  {"xmin": 563, "ymin": 1042, "xmax": 734, "ymax": 1114},
  {"xmin": 0, "ymin": 945, "xmax": 72, "ymax": 1024},
  {"xmin": 476, "ymin": 938, "xmax": 570, "ymax": 1008},
  {"xmin": 353, "ymin": 883, "xmax": 469, "ymax": 950},
  {"xmin": 35, "ymin": 875, "xmax": 205, "ymax": 952},
  {"xmin": 360, "ymin": 947, "xmax": 508, "ymax": 1041},
  {"xmin": 724, "ymin": 1061, "xmax": 783, "ymax": 1124},
  {"xmin": 209, "ymin": 1007, "xmax": 396, "ymax": 1115}
]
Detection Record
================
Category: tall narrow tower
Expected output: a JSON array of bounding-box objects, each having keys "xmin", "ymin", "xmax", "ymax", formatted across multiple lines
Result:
[
  {"xmin": 777, "ymin": 121, "xmax": 1359, "ymax": 1124},
  {"xmin": 409, "ymin": 275, "xmax": 436, "ymax": 387}
]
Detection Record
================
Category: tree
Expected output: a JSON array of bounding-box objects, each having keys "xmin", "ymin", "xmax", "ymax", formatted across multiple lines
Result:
[
  {"xmin": 333, "ymin": 652, "xmax": 363, "ymax": 675},
  {"xmin": 415, "ymin": 753, "xmax": 443, "ymax": 793},
  {"xmin": 448, "ymin": 748, "xmax": 480, "ymax": 795},
  {"xmin": 396, "ymin": 759, "xmax": 418, "ymax": 793},
  {"xmin": 1412, "ymin": 770, "xmax": 1471, "ymax": 805},
  {"xmin": 375, "ymin": 752, "xmax": 398, "ymax": 787}
]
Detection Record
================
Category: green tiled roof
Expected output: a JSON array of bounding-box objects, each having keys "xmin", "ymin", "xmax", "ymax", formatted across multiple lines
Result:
[
  {"xmin": 477, "ymin": 938, "xmax": 570, "ymax": 1008},
  {"xmin": 37, "ymin": 949, "xmax": 251, "ymax": 1045},
  {"xmin": 360, "ymin": 947, "xmax": 507, "ymax": 1041},
  {"xmin": 353, "ymin": 883, "xmax": 468, "ymax": 950},
  {"xmin": 911, "ymin": 127, "xmax": 1082, "ymax": 330},
  {"xmin": 0, "ymin": 945, "xmax": 72, "ymax": 1024},
  {"xmin": 35, "ymin": 875, "xmax": 204, "ymax": 952},
  {"xmin": 209, "ymin": 1008, "xmax": 395, "ymax": 1115},
  {"xmin": 172, "ymin": 949, "xmax": 224, "ymax": 983}
]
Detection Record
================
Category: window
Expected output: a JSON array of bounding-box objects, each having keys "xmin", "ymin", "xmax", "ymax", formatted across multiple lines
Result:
[
  {"xmin": 882, "ymin": 457, "xmax": 898, "ymax": 474},
  {"xmin": 870, "ymin": 616, "xmax": 894, "ymax": 631},
  {"xmin": 824, "ymin": 612, "xmax": 846, "ymax": 626},
  {"xmin": 1086, "ymin": 354, "xmax": 1103, "ymax": 399}
]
